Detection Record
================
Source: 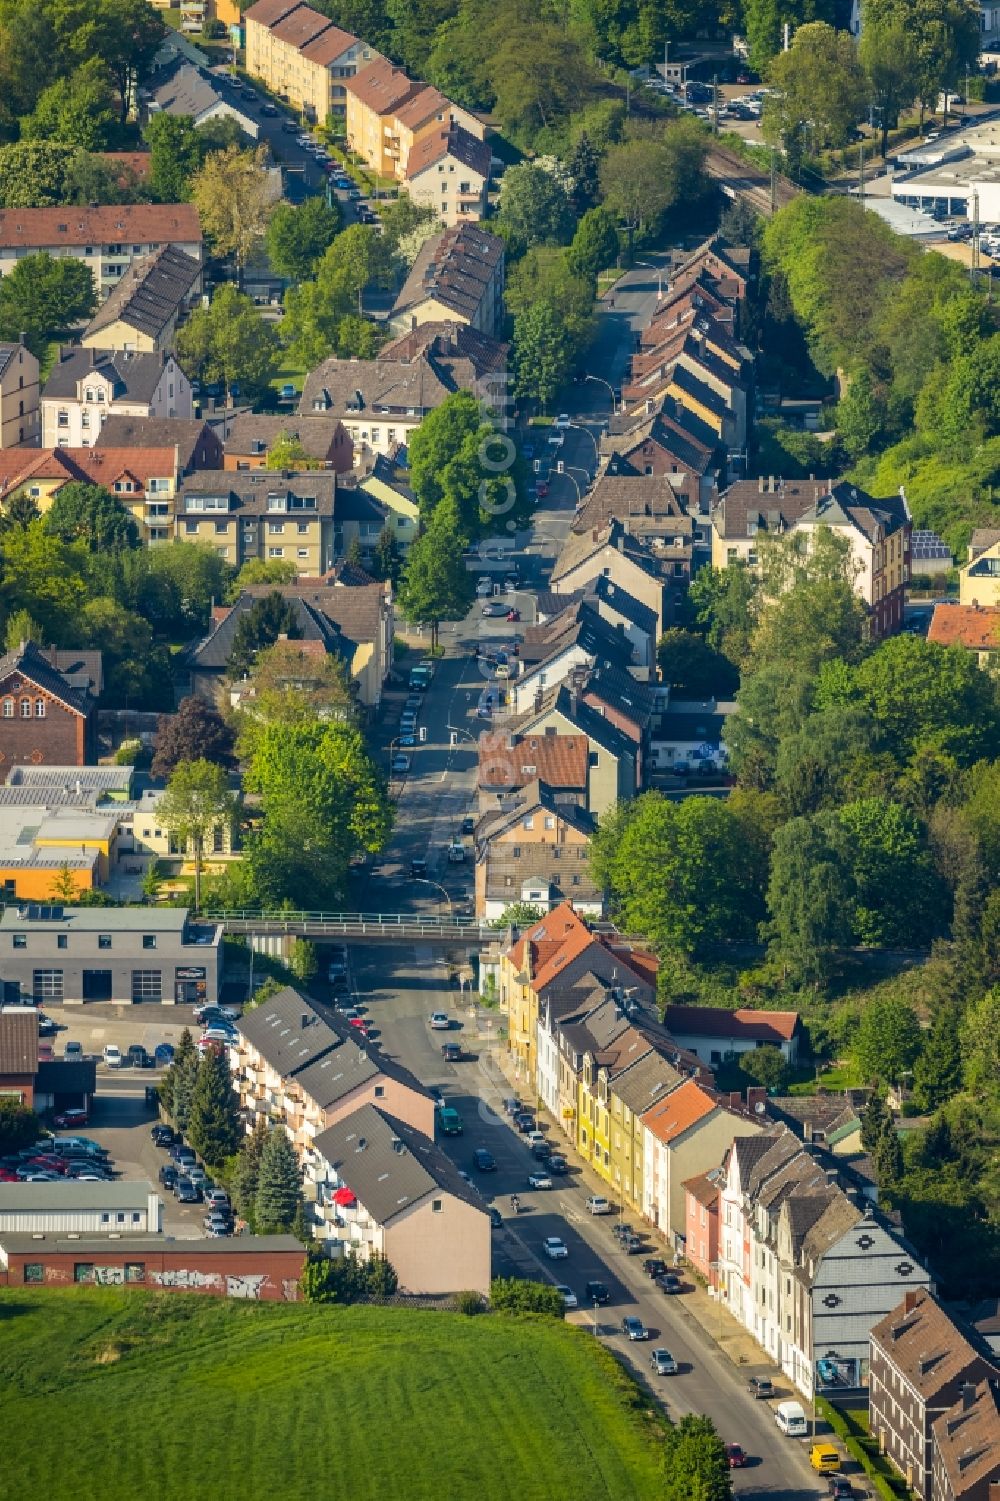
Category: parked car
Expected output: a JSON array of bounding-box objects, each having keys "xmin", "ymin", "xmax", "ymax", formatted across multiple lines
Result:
[
  {"xmin": 127, "ymin": 1044, "xmax": 153, "ymax": 1069},
  {"xmin": 527, "ymin": 1170, "xmax": 552, "ymax": 1190},
  {"xmin": 547, "ymin": 1154, "xmax": 569, "ymax": 1174},
  {"xmin": 154, "ymin": 1043, "xmax": 175, "ymax": 1067},
  {"xmin": 809, "ymin": 1445, "xmax": 841, "ymax": 1474},
  {"xmin": 554, "ymin": 1284, "xmax": 578, "ymax": 1309},
  {"xmin": 502, "ymin": 1097, "xmax": 522, "ymax": 1116},
  {"xmin": 174, "ymin": 1177, "xmax": 202, "ymax": 1203},
  {"xmin": 585, "ymin": 1280, "xmax": 610, "ymax": 1305},
  {"xmin": 53, "ymin": 1107, "xmax": 89, "ymax": 1129},
  {"xmin": 194, "ymin": 1003, "xmax": 239, "ymax": 1023},
  {"xmin": 621, "ymin": 1316, "xmax": 648, "ymax": 1341},
  {"xmin": 816, "ymin": 1358, "xmax": 844, "ymax": 1387},
  {"xmin": 554, "ymin": 413, "xmax": 571, "ymax": 429},
  {"xmin": 472, "ymin": 1148, "xmax": 496, "ymax": 1172},
  {"xmin": 747, "ymin": 1376, "xmax": 775, "ymax": 1400},
  {"xmin": 543, "ymin": 1236, "xmax": 568, "ymax": 1259},
  {"xmin": 587, "ymin": 1194, "xmax": 612, "ymax": 1214},
  {"xmin": 828, "ymin": 1480, "xmax": 853, "ymax": 1500},
  {"xmin": 482, "ymin": 601, "xmax": 505, "ymax": 617},
  {"xmin": 513, "ymin": 1113, "xmax": 535, "ymax": 1134},
  {"xmin": 526, "ymin": 1129, "xmax": 546, "ymax": 1150},
  {"xmin": 429, "ymin": 1012, "xmax": 451, "ymax": 1030},
  {"xmin": 441, "ymin": 1041, "xmax": 463, "ymax": 1062},
  {"xmin": 726, "ymin": 1444, "xmax": 747, "ymax": 1469},
  {"xmin": 476, "ymin": 576, "xmax": 493, "ymax": 597},
  {"xmin": 655, "ymin": 1272, "xmax": 682, "ymax": 1294},
  {"xmin": 204, "ymin": 1187, "xmax": 231, "ymax": 1213},
  {"xmin": 159, "ymin": 1163, "xmax": 179, "ymax": 1188},
  {"xmin": 643, "ymin": 1257, "xmax": 668, "ymax": 1278},
  {"xmin": 436, "ymin": 1106, "xmax": 463, "ymax": 1136},
  {"xmin": 391, "ymin": 754, "xmax": 411, "ymax": 774},
  {"xmin": 531, "ymin": 1140, "xmax": 553, "ymax": 1160},
  {"xmin": 170, "ymin": 1144, "xmax": 196, "ymax": 1166},
  {"xmin": 151, "ymin": 1124, "xmax": 175, "ymax": 1147},
  {"xmin": 203, "ymin": 1212, "xmax": 232, "ymax": 1237},
  {"xmin": 327, "ymin": 945, "xmax": 349, "ymax": 981},
  {"xmin": 651, "ymin": 1348, "xmax": 678, "ymax": 1375},
  {"xmin": 102, "ymin": 1044, "xmax": 122, "ymax": 1069},
  {"xmin": 63, "ymin": 1041, "xmax": 84, "ymax": 1061}
]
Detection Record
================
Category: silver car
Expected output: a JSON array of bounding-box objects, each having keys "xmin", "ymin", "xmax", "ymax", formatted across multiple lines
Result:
[{"xmin": 651, "ymin": 1348, "xmax": 678, "ymax": 1375}]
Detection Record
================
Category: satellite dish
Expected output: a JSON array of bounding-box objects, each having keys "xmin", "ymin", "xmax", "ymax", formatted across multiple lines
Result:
[{"xmin": 754, "ymin": 1101, "xmax": 767, "ymax": 1115}]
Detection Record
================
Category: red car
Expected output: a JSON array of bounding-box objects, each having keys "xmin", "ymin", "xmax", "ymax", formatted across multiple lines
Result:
[
  {"xmin": 28, "ymin": 1155, "xmax": 70, "ymax": 1175},
  {"xmin": 348, "ymin": 1017, "xmax": 368, "ymax": 1035},
  {"xmin": 0, "ymin": 1168, "xmax": 18, "ymax": 1182},
  {"xmin": 725, "ymin": 1444, "xmax": 747, "ymax": 1468},
  {"xmin": 54, "ymin": 1107, "xmax": 88, "ymax": 1129}
]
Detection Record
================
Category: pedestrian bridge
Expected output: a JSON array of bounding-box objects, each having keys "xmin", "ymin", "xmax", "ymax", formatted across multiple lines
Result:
[{"xmin": 205, "ymin": 909, "xmax": 506, "ymax": 946}]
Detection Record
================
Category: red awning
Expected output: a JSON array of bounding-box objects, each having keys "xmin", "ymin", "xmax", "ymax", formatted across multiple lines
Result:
[{"xmin": 332, "ymin": 1187, "xmax": 357, "ymax": 1207}]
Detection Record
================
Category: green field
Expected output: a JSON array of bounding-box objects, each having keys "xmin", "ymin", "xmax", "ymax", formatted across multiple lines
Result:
[{"xmin": 0, "ymin": 1291, "xmax": 667, "ymax": 1501}]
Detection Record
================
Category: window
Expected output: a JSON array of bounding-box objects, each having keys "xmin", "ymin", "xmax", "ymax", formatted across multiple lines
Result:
[
  {"xmin": 431, "ymin": 1199, "xmax": 442, "ymax": 1212},
  {"xmin": 57, "ymin": 935, "xmax": 67, "ymax": 950},
  {"xmin": 214, "ymin": 521, "xmax": 229, "ymax": 534},
  {"xmin": 297, "ymin": 522, "xmax": 310, "ymax": 534},
  {"xmin": 98, "ymin": 935, "xmax": 111, "ymax": 949},
  {"xmin": 374, "ymin": 1085, "xmax": 385, "ymax": 1098},
  {"xmin": 2, "ymin": 699, "xmax": 12, "ymax": 717},
  {"xmin": 35, "ymin": 700, "xmax": 45, "ymax": 718},
  {"xmin": 74, "ymin": 1263, "xmax": 96, "ymax": 1284},
  {"xmin": 131, "ymin": 970, "xmax": 162, "ymax": 1002},
  {"xmin": 20, "ymin": 698, "xmax": 31, "ymax": 718},
  {"xmin": 297, "ymin": 549, "xmax": 309, "ymax": 559},
  {"xmin": 85, "ymin": 388, "xmax": 94, "ymax": 403},
  {"xmin": 33, "ymin": 970, "xmax": 63, "ymax": 1000},
  {"xmin": 268, "ymin": 521, "xmax": 285, "ymax": 533},
  {"xmin": 142, "ymin": 934, "xmax": 156, "ymax": 949},
  {"xmin": 23, "ymin": 1263, "xmax": 43, "ymax": 1284},
  {"xmin": 268, "ymin": 547, "xmax": 284, "ymax": 558},
  {"xmin": 124, "ymin": 1263, "xmax": 144, "ymax": 1283},
  {"xmin": 185, "ymin": 521, "xmax": 199, "ymax": 534},
  {"xmin": 544, "ymin": 816, "xmax": 555, "ymax": 830},
  {"xmin": 522, "ymin": 816, "xmax": 534, "ymax": 830},
  {"xmin": 589, "ymin": 752, "xmax": 599, "ymax": 767},
  {"xmin": 12, "ymin": 935, "xmax": 26, "ymax": 949},
  {"xmin": 81, "ymin": 412, "xmax": 90, "ymax": 429},
  {"xmin": 131, "ymin": 1212, "xmax": 141, "ymax": 1225}
]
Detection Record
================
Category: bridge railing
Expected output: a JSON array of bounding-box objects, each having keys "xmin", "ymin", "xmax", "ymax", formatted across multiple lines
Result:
[{"xmin": 204, "ymin": 909, "xmax": 501, "ymax": 937}]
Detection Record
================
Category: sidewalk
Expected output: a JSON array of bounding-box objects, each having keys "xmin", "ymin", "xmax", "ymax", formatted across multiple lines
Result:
[{"xmin": 484, "ymin": 1035, "xmax": 777, "ymax": 1378}]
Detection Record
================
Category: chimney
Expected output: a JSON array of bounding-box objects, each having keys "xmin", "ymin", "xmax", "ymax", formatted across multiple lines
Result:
[
  {"xmin": 728, "ymin": 1091, "xmax": 742, "ymax": 1109},
  {"xmin": 18, "ymin": 331, "xmax": 27, "ymax": 346},
  {"xmin": 768, "ymin": 475, "xmax": 774, "ymax": 492},
  {"xmin": 757, "ymin": 475, "xmax": 764, "ymax": 493},
  {"xmin": 746, "ymin": 1086, "xmax": 767, "ymax": 1113},
  {"xmin": 904, "ymin": 1289, "xmax": 920, "ymax": 1315},
  {"xmin": 962, "ymin": 1382, "xmax": 977, "ymax": 1412}
]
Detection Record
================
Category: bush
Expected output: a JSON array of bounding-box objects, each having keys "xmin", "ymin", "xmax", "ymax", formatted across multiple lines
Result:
[
  {"xmin": 115, "ymin": 738, "xmax": 141, "ymax": 765},
  {"xmin": 490, "ymin": 1277, "xmax": 565, "ymax": 1317},
  {"xmin": 455, "ymin": 1290, "xmax": 486, "ymax": 1316}
]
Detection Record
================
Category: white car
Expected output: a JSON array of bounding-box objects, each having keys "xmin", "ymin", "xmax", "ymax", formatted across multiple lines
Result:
[
  {"xmin": 447, "ymin": 840, "xmax": 466, "ymax": 864},
  {"xmin": 554, "ymin": 1284, "xmax": 578, "ymax": 1309},
  {"xmin": 102, "ymin": 1044, "xmax": 122, "ymax": 1069},
  {"xmin": 543, "ymin": 1236, "xmax": 569, "ymax": 1260},
  {"xmin": 429, "ymin": 1012, "xmax": 451, "ymax": 1030},
  {"xmin": 476, "ymin": 576, "xmax": 493, "ymax": 597},
  {"xmin": 586, "ymin": 1194, "xmax": 612, "ymax": 1215},
  {"xmin": 547, "ymin": 430, "xmax": 565, "ymax": 448},
  {"xmin": 528, "ymin": 1171, "xmax": 552, "ymax": 1190},
  {"xmin": 554, "ymin": 413, "xmax": 571, "ymax": 429}
]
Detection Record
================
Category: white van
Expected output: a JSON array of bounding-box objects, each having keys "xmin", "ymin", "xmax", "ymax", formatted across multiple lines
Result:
[
  {"xmin": 774, "ymin": 1400, "xmax": 808, "ymax": 1437},
  {"xmin": 586, "ymin": 1195, "xmax": 612, "ymax": 1215}
]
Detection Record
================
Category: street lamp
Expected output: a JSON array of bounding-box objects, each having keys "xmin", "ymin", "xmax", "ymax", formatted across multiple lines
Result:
[
  {"xmin": 584, "ymin": 374, "xmax": 618, "ymax": 413},
  {"xmin": 635, "ymin": 259, "xmax": 664, "ymax": 299},
  {"xmin": 556, "ymin": 466, "xmax": 581, "ymax": 505},
  {"xmin": 410, "ymin": 876, "xmax": 453, "ymax": 916},
  {"xmin": 567, "ymin": 422, "xmax": 600, "ymax": 467}
]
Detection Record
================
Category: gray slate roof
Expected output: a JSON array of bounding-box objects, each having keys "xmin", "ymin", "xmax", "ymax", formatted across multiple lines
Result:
[
  {"xmin": 393, "ymin": 223, "xmax": 503, "ymax": 324},
  {"xmin": 236, "ymin": 987, "xmax": 343, "ymax": 1078},
  {"xmin": 150, "ymin": 60, "xmax": 256, "ymax": 132},
  {"xmin": 83, "ymin": 245, "xmax": 201, "ymax": 342},
  {"xmin": 314, "ymin": 1103, "xmax": 486, "ymax": 1225},
  {"xmin": 0, "ymin": 1181, "xmax": 155, "ymax": 1210},
  {"xmin": 42, "ymin": 348, "xmax": 172, "ymax": 404},
  {"xmin": 189, "ymin": 592, "xmax": 346, "ymax": 673},
  {"xmin": 0, "ymin": 907, "xmax": 192, "ymax": 933},
  {"xmin": 0, "ymin": 641, "xmax": 92, "ymax": 716},
  {"xmin": 223, "ymin": 413, "xmax": 345, "ymax": 460}
]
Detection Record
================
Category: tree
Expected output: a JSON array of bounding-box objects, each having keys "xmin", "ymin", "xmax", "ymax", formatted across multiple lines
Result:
[
  {"xmin": 662, "ymin": 1414, "xmax": 732, "ymax": 1501},
  {"xmin": 0, "ymin": 252, "xmax": 96, "ymax": 352},
  {"xmin": 0, "ymin": 496, "xmax": 41, "ymax": 535},
  {"xmin": 144, "ymin": 113, "xmax": 203, "ymax": 203},
  {"xmin": 740, "ymin": 1044, "xmax": 790, "ymax": 1092},
  {"xmin": 853, "ymin": 997, "xmax": 923, "ymax": 1084},
  {"xmin": 657, "ymin": 629, "xmax": 738, "ymax": 699},
  {"xmin": 0, "ymin": 1099, "xmax": 40, "ymax": 1155},
  {"xmin": 92, "ymin": 0, "xmax": 164, "ymax": 126},
  {"xmin": 3, "ymin": 608, "xmax": 41, "ymax": 648},
  {"xmin": 255, "ymin": 1126, "xmax": 302, "ymax": 1231},
  {"xmin": 264, "ymin": 432, "xmax": 325, "ymax": 471},
  {"xmin": 860, "ymin": 1089, "xmax": 892, "ymax": 1153},
  {"xmin": 960, "ymin": 986, "xmax": 1000, "ymax": 1093},
  {"xmin": 156, "ymin": 759, "xmax": 236, "ymax": 911},
  {"xmin": 497, "ymin": 162, "xmax": 575, "ymax": 253},
  {"xmin": 288, "ymin": 938, "xmax": 318, "ymax": 983},
  {"xmin": 231, "ymin": 1115, "xmax": 268, "ymax": 1222},
  {"xmin": 763, "ymin": 23, "xmax": 867, "ymax": 154},
  {"xmin": 687, "ymin": 563, "xmax": 758, "ymax": 665},
  {"xmin": 774, "ymin": 707, "xmax": 879, "ymax": 817},
  {"xmin": 489, "ymin": 1276, "xmax": 565, "ymax": 1315},
  {"xmin": 566, "ymin": 206, "xmax": 619, "ymax": 282},
  {"xmin": 280, "ymin": 226, "xmax": 384, "ymax": 363},
  {"xmin": 265, "ymin": 196, "xmax": 342, "ymax": 282},
  {"xmin": 489, "ymin": 902, "xmax": 546, "ymax": 929},
  {"xmin": 234, "ymin": 639, "xmax": 356, "ymax": 752},
  {"xmin": 228, "ymin": 592, "xmax": 301, "ymax": 678},
  {"xmin": 371, "ymin": 525, "xmax": 402, "ymax": 586},
  {"xmin": 766, "ymin": 815, "xmax": 855, "ymax": 984},
  {"xmin": 864, "ymin": 0, "xmax": 979, "ymax": 124},
  {"xmin": 512, "ymin": 299, "xmax": 576, "ymax": 411},
  {"xmin": 187, "ymin": 1045, "xmax": 243, "ymax": 1166},
  {"xmin": 874, "ymin": 1120, "xmax": 904, "ymax": 1185},
  {"xmin": 151, "ymin": 697, "xmax": 234, "ymax": 781},
  {"xmin": 567, "ymin": 132, "xmax": 601, "ymax": 215},
  {"xmin": 398, "ymin": 500, "xmax": 475, "ymax": 649},
  {"xmin": 860, "ymin": 13, "xmax": 920, "ymax": 157},
  {"xmin": 912, "ymin": 1005, "xmax": 962, "ymax": 1113},
  {"xmin": 0, "ymin": 140, "xmax": 86, "ymax": 207},
  {"xmin": 744, "ymin": 0, "xmax": 837, "ymax": 74},
  {"xmin": 44, "ymin": 483, "xmax": 139, "ymax": 552},
  {"xmin": 837, "ymin": 798, "xmax": 944, "ymax": 947},
  {"xmin": 175, "ymin": 283, "xmax": 279, "ymax": 404},
  {"xmin": 837, "ymin": 368, "xmax": 886, "ymax": 459},
  {"xmin": 166, "ymin": 1028, "xmax": 199, "ymax": 1131},
  {"xmin": 0, "ymin": 521, "xmax": 88, "ymax": 641},
  {"xmin": 192, "ymin": 144, "xmax": 275, "ymax": 280},
  {"xmin": 917, "ymin": 332, "xmax": 1000, "ymax": 449},
  {"xmin": 600, "ymin": 119, "xmax": 707, "ymax": 242},
  {"xmin": 407, "ymin": 390, "xmax": 525, "ymax": 536},
  {"xmin": 226, "ymin": 559, "xmax": 298, "ymax": 599},
  {"xmin": 49, "ymin": 862, "xmax": 80, "ymax": 903},
  {"xmin": 22, "ymin": 60, "xmax": 117, "ymax": 151},
  {"xmin": 301, "ymin": 1247, "xmax": 399, "ymax": 1302},
  {"xmin": 486, "ymin": 23, "xmax": 599, "ymax": 143}
]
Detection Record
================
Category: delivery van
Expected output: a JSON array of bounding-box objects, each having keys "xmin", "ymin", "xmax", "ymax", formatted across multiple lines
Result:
[{"xmin": 774, "ymin": 1400, "xmax": 808, "ymax": 1437}]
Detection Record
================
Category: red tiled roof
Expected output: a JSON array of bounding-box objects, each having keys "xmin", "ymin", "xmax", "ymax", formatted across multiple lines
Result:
[
  {"xmin": 0, "ymin": 446, "xmax": 178, "ymax": 496},
  {"xmin": 271, "ymin": 5, "xmax": 335, "ymax": 48},
  {"xmin": 664, "ymin": 1005, "xmax": 800, "ymax": 1043},
  {"xmin": 300, "ymin": 23, "xmax": 359, "ymax": 63},
  {"xmin": 0, "ymin": 204, "xmax": 201, "ymax": 250},
  {"xmin": 931, "ymin": 1379, "xmax": 1000, "ymax": 1497},
  {"xmin": 478, "ymin": 730, "xmax": 588, "ymax": 792},
  {"xmin": 100, "ymin": 152, "xmax": 152, "ymax": 180},
  {"xmin": 682, "ymin": 1169, "xmax": 720, "ymax": 1209},
  {"xmin": 345, "ymin": 58, "xmax": 417, "ymax": 113},
  {"xmin": 406, "ymin": 122, "xmax": 491, "ymax": 182},
  {"xmin": 243, "ymin": 0, "xmax": 301, "ymax": 26},
  {"xmin": 643, "ymin": 1078, "xmax": 719, "ymax": 1142},
  {"xmin": 927, "ymin": 604, "xmax": 1000, "ymax": 650},
  {"xmin": 0, "ymin": 1011, "xmax": 38, "ymax": 1075},
  {"xmin": 871, "ymin": 1289, "xmax": 993, "ymax": 1399}
]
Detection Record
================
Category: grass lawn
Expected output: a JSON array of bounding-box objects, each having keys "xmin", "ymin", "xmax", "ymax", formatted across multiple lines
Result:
[
  {"xmin": 0, "ymin": 1290, "xmax": 667, "ymax": 1501},
  {"xmin": 269, "ymin": 346, "xmax": 309, "ymax": 397}
]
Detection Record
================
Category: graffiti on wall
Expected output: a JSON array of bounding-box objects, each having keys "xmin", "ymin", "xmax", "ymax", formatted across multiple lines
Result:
[
  {"xmin": 151, "ymin": 1268, "xmax": 225, "ymax": 1292},
  {"xmin": 93, "ymin": 1265, "xmax": 127, "ymax": 1286},
  {"xmin": 225, "ymin": 1274, "xmax": 267, "ymax": 1300}
]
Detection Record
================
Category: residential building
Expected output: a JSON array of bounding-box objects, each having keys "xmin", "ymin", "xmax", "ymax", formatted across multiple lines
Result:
[
  {"xmin": 960, "ymin": 535, "xmax": 1000, "ymax": 608},
  {"xmin": 146, "ymin": 60, "xmax": 259, "ymax": 137},
  {"xmin": 175, "ymin": 470, "xmax": 349, "ymax": 571},
  {"xmin": 711, "ymin": 475, "xmax": 830, "ymax": 569},
  {"xmin": 0, "ymin": 904, "xmax": 222, "ymax": 1006},
  {"xmin": 0, "ymin": 338, "xmax": 39, "ymax": 447},
  {"xmin": 602, "ymin": 406, "xmax": 722, "ymax": 515},
  {"xmin": 719, "ymin": 1125, "xmax": 931, "ymax": 1398},
  {"xmin": 511, "ymin": 600, "xmax": 629, "ymax": 715},
  {"xmin": 870, "ymin": 1289, "xmax": 998, "ymax": 1500},
  {"xmin": 931, "ymin": 1379, "xmax": 1000, "ymax": 1501},
  {"xmin": 223, "ymin": 413, "xmax": 354, "ymax": 472},
  {"xmin": 550, "ymin": 520, "xmax": 673, "ymax": 637},
  {"xmin": 477, "ymin": 729, "xmax": 589, "ymax": 813},
  {"xmin": 511, "ymin": 684, "xmax": 638, "ymax": 818},
  {"xmin": 244, "ymin": 0, "xmax": 382, "ymax": 123},
  {"xmin": 378, "ymin": 321, "xmax": 509, "ymax": 417},
  {"xmin": 0, "ymin": 1233, "xmax": 306, "ymax": 1299},
  {"xmin": 610, "ymin": 1046, "xmax": 693, "ymax": 1216},
  {"xmin": 391, "ymin": 223, "xmax": 505, "ymax": 337},
  {"xmin": 473, "ymin": 780, "xmax": 601, "ymax": 921},
  {"xmin": 358, "ymin": 451, "xmax": 419, "ymax": 554},
  {"xmin": 574, "ymin": 474, "xmax": 696, "ymax": 564},
  {"xmin": 41, "ymin": 348, "xmax": 193, "ymax": 449},
  {"xmin": 0, "ymin": 640, "xmax": 99, "ymax": 771},
  {"xmin": 927, "ymin": 604, "xmax": 1000, "ymax": 670},
  {"xmin": 0, "ymin": 1182, "xmax": 162, "ymax": 1234},
  {"xmin": 95, "ymin": 414, "xmax": 223, "ymax": 473},
  {"xmin": 233, "ymin": 987, "xmax": 435, "ymax": 1163},
  {"xmin": 0, "ymin": 1001, "xmax": 96, "ymax": 1113},
  {"xmin": 405, "ymin": 122, "xmax": 492, "ymax": 224},
  {"xmin": 663, "ymin": 1005, "xmax": 802, "ymax": 1067},
  {"xmin": 643, "ymin": 1079, "xmax": 764, "ymax": 1245},
  {"xmin": 0, "ymin": 204, "xmax": 202, "ymax": 303},
  {"xmin": 650, "ymin": 697, "xmax": 735, "ymax": 778},
  {"xmin": 312, "ymin": 1104, "xmax": 491, "ymax": 1295},
  {"xmin": 344, "ymin": 58, "xmax": 484, "ymax": 183},
  {"xmin": 0, "ymin": 444, "xmax": 184, "ymax": 542},
  {"xmin": 684, "ymin": 1168, "xmax": 722, "ymax": 1288},
  {"xmin": 81, "ymin": 245, "xmax": 203, "ymax": 354}
]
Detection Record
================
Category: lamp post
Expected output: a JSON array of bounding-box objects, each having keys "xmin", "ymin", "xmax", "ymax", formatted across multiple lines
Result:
[
  {"xmin": 410, "ymin": 876, "xmax": 453, "ymax": 916},
  {"xmin": 567, "ymin": 421, "xmax": 600, "ymax": 467},
  {"xmin": 584, "ymin": 374, "xmax": 617, "ymax": 413},
  {"xmin": 556, "ymin": 465, "xmax": 581, "ymax": 505},
  {"xmin": 636, "ymin": 259, "xmax": 664, "ymax": 299}
]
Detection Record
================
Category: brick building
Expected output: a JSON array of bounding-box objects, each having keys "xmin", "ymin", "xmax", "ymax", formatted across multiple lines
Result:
[
  {"xmin": 0, "ymin": 641, "xmax": 99, "ymax": 770},
  {"xmin": 0, "ymin": 1232, "xmax": 305, "ymax": 1299},
  {"xmin": 931, "ymin": 1380, "xmax": 1000, "ymax": 1501}
]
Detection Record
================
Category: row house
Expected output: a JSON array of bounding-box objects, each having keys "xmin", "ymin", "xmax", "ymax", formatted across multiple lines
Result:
[
  {"xmin": 298, "ymin": 349, "xmax": 478, "ymax": 460},
  {"xmin": 223, "ymin": 413, "xmax": 354, "ymax": 473},
  {"xmin": 959, "ymin": 529, "xmax": 1000, "ymax": 608},
  {"xmin": 931, "ymin": 1379, "xmax": 1000, "ymax": 1501},
  {"xmin": 602, "ymin": 403, "xmax": 722, "ymax": 516},
  {"xmin": 551, "ymin": 520, "xmax": 674, "ymax": 639},
  {"xmin": 244, "ymin": 0, "xmax": 383, "ymax": 123},
  {"xmin": 0, "ymin": 204, "xmax": 202, "ymax": 304},
  {"xmin": 391, "ymin": 223, "xmax": 505, "ymax": 339},
  {"xmin": 0, "ymin": 641, "xmax": 99, "ymax": 772},
  {"xmin": 405, "ymin": 123, "xmax": 492, "ymax": 225},
  {"xmin": 312, "ymin": 1104, "xmax": 491, "ymax": 1295},
  {"xmin": 0, "ymin": 339, "xmax": 39, "ymax": 448},
  {"xmin": 343, "ymin": 56, "xmax": 485, "ymax": 185},
  {"xmin": 232, "ymin": 986, "xmax": 434, "ymax": 1169},
  {"xmin": 719, "ymin": 1125, "xmax": 930, "ymax": 1399},
  {"xmin": 473, "ymin": 779, "xmax": 601, "ymax": 922},
  {"xmin": 81, "ymin": 245, "xmax": 203, "ymax": 356},
  {"xmin": 40, "ymin": 347, "xmax": 193, "ymax": 451},
  {"xmin": 643, "ymin": 1078, "xmax": 764, "ymax": 1246},
  {"xmin": 511, "ymin": 685, "xmax": 637, "ymax": 818},
  {"xmin": 870, "ymin": 1288, "xmax": 998, "ymax": 1500}
]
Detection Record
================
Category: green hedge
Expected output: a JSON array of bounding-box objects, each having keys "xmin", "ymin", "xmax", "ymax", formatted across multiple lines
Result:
[{"xmin": 816, "ymin": 1399, "xmax": 912, "ymax": 1501}]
